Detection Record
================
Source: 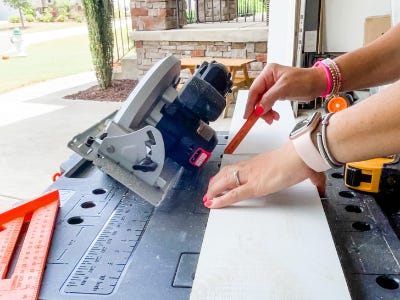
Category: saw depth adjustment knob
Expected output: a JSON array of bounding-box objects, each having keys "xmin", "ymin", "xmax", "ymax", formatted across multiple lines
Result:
[{"xmin": 132, "ymin": 157, "xmax": 158, "ymax": 172}]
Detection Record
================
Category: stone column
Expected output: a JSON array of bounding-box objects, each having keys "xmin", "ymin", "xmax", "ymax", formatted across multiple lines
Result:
[
  {"xmin": 131, "ymin": 0, "xmax": 187, "ymax": 30},
  {"xmin": 196, "ymin": 0, "xmax": 236, "ymax": 22}
]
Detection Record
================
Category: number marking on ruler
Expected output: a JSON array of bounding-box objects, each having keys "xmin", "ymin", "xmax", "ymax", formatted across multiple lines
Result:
[
  {"xmin": 63, "ymin": 198, "xmax": 153, "ymax": 294},
  {"xmin": 0, "ymin": 190, "xmax": 60, "ymax": 300}
]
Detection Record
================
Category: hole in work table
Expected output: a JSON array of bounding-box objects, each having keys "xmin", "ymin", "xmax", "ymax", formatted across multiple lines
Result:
[
  {"xmin": 92, "ymin": 188, "xmax": 107, "ymax": 195},
  {"xmin": 68, "ymin": 216, "xmax": 84, "ymax": 225},
  {"xmin": 352, "ymin": 221, "xmax": 371, "ymax": 232},
  {"xmin": 331, "ymin": 172, "xmax": 344, "ymax": 179},
  {"xmin": 345, "ymin": 205, "xmax": 362, "ymax": 213},
  {"xmin": 339, "ymin": 190, "xmax": 356, "ymax": 199},
  {"xmin": 376, "ymin": 275, "xmax": 400, "ymax": 290},
  {"xmin": 81, "ymin": 201, "xmax": 96, "ymax": 209}
]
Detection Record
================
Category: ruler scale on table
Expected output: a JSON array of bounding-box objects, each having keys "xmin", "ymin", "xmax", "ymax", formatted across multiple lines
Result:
[
  {"xmin": 0, "ymin": 190, "xmax": 60, "ymax": 300},
  {"xmin": 224, "ymin": 110, "xmax": 259, "ymax": 154}
]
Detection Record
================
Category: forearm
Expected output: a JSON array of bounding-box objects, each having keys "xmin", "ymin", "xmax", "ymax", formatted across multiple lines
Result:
[
  {"xmin": 335, "ymin": 23, "xmax": 400, "ymax": 91},
  {"xmin": 327, "ymin": 80, "xmax": 400, "ymax": 163}
]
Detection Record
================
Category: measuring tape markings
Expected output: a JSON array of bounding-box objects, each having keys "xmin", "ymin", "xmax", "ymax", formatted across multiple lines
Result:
[
  {"xmin": 62, "ymin": 196, "xmax": 153, "ymax": 294},
  {"xmin": 0, "ymin": 218, "xmax": 24, "ymax": 279},
  {"xmin": 45, "ymin": 186, "xmax": 125, "ymax": 266},
  {"xmin": 0, "ymin": 197, "xmax": 59, "ymax": 300}
]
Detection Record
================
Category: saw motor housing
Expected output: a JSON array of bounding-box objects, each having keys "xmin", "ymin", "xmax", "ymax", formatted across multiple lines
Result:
[{"xmin": 68, "ymin": 55, "xmax": 232, "ymax": 206}]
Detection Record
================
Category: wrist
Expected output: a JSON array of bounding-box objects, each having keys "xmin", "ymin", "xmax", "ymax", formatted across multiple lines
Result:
[
  {"xmin": 313, "ymin": 59, "xmax": 343, "ymax": 98},
  {"xmin": 290, "ymin": 112, "xmax": 344, "ymax": 172},
  {"xmin": 290, "ymin": 112, "xmax": 331, "ymax": 172},
  {"xmin": 284, "ymin": 139, "xmax": 318, "ymax": 181},
  {"xmin": 310, "ymin": 67, "xmax": 329, "ymax": 98}
]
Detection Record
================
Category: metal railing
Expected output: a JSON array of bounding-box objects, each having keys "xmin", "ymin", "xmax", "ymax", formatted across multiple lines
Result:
[
  {"xmin": 186, "ymin": 0, "xmax": 269, "ymax": 24},
  {"xmin": 112, "ymin": 0, "xmax": 134, "ymax": 63}
]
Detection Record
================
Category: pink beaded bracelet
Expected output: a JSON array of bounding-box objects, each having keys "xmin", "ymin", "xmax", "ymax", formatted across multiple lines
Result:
[{"xmin": 313, "ymin": 60, "xmax": 332, "ymax": 97}]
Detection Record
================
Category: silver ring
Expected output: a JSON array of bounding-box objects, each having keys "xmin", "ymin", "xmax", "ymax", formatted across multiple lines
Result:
[{"xmin": 233, "ymin": 170, "xmax": 241, "ymax": 187}]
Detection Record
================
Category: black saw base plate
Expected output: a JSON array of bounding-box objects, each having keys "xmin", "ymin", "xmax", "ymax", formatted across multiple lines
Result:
[{"xmin": 39, "ymin": 133, "xmax": 228, "ymax": 300}]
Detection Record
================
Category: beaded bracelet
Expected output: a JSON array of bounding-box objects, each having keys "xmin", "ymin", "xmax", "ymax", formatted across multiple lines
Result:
[
  {"xmin": 323, "ymin": 59, "xmax": 342, "ymax": 98},
  {"xmin": 313, "ymin": 58, "xmax": 342, "ymax": 99}
]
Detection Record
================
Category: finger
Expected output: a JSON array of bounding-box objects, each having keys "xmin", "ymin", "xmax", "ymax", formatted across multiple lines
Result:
[
  {"xmin": 245, "ymin": 75, "xmax": 267, "ymax": 118},
  {"xmin": 258, "ymin": 83, "xmax": 284, "ymax": 114},
  {"xmin": 259, "ymin": 109, "xmax": 280, "ymax": 125},
  {"xmin": 208, "ymin": 184, "xmax": 254, "ymax": 208},
  {"xmin": 206, "ymin": 166, "xmax": 240, "ymax": 200},
  {"xmin": 261, "ymin": 110, "xmax": 276, "ymax": 124},
  {"xmin": 245, "ymin": 66, "xmax": 276, "ymax": 118},
  {"xmin": 245, "ymin": 89, "xmax": 262, "ymax": 119},
  {"xmin": 272, "ymin": 110, "xmax": 280, "ymax": 121},
  {"xmin": 309, "ymin": 172, "xmax": 326, "ymax": 197}
]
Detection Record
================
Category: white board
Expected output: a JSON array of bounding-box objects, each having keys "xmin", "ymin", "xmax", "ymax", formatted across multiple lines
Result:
[
  {"xmin": 190, "ymin": 92, "xmax": 351, "ymax": 299},
  {"xmin": 267, "ymin": 0, "xmax": 297, "ymax": 66}
]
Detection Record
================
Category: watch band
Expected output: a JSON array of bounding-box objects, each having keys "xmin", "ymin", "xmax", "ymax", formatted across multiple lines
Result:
[{"xmin": 291, "ymin": 119, "xmax": 332, "ymax": 173}]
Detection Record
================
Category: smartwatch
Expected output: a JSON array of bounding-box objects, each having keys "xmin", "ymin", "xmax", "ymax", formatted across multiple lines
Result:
[{"xmin": 289, "ymin": 112, "xmax": 331, "ymax": 172}]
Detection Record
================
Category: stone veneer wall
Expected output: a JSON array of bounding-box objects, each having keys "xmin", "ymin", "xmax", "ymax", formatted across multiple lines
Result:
[
  {"xmin": 131, "ymin": 0, "xmax": 187, "ymax": 30},
  {"xmin": 130, "ymin": 0, "xmax": 236, "ymax": 30},
  {"xmin": 196, "ymin": 0, "xmax": 237, "ymax": 22},
  {"xmin": 131, "ymin": 25, "xmax": 268, "ymax": 78}
]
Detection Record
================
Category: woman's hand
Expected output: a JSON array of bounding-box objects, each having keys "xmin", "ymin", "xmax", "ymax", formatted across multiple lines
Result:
[
  {"xmin": 203, "ymin": 140, "xmax": 326, "ymax": 208},
  {"xmin": 245, "ymin": 63, "xmax": 326, "ymax": 123}
]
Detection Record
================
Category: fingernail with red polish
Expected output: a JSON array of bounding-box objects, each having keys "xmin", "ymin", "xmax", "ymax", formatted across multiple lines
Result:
[
  {"xmin": 255, "ymin": 105, "xmax": 264, "ymax": 116},
  {"xmin": 204, "ymin": 200, "xmax": 213, "ymax": 208},
  {"xmin": 202, "ymin": 194, "xmax": 208, "ymax": 203}
]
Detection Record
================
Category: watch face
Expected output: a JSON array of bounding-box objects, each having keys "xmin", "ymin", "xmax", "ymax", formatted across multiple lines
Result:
[
  {"xmin": 290, "ymin": 118, "xmax": 310, "ymax": 137},
  {"xmin": 289, "ymin": 112, "xmax": 320, "ymax": 139}
]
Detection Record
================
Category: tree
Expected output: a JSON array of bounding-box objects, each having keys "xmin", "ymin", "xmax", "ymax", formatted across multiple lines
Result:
[
  {"xmin": 3, "ymin": 0, "xmax": 31, "ymax": 28},
  {"xmin": 82, "ymin": 0, "xmax": 114, "ymax": 89}
]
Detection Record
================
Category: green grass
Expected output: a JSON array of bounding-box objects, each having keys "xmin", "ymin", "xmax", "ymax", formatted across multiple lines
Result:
[{"xmin": 0, "ymin": 35, "xmax": 93, "ymax": 94}]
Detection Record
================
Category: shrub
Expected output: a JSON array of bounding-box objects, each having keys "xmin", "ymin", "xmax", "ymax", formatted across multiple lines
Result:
[
  {"xmin": 55, "ymin": 7, "xmax": 68, "ymax": 22},
  {"xmin": 25, "ymin": 14, "xmax": 35, "ymax": 22},
  {"xmin": 82, "ymin": 0, "xmax": 114, "ymax": 89},
  {"xmin": 73, "ymin": 15, "xmax": 83, "ymax": 22},
  {"xmin": 37, "ymin": 8, "xmax": 54, "ymax": 22},
  {"xmin": 22, "ymin": 7, "xmax": 35, "ymax": 17},
  {"xmin": 69, "ymin": 11, "xmax": 84, "ymax": 23},
  {"xmin": 55, "ymin": 14, "xmax": 69, "ymax": 22},
  {"xmin": 8, "ymin": 15, "xmax": 21, "ymax": 23}
]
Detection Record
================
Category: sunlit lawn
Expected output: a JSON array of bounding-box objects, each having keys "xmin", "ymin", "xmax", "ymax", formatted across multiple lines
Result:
[
  {"xmin": 0, "ymin": 21, "xmax": 84, "ymax": 33},
  {"xmin": 0, "ymin": 35, "xmax": 93, "ymax": 94}
]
